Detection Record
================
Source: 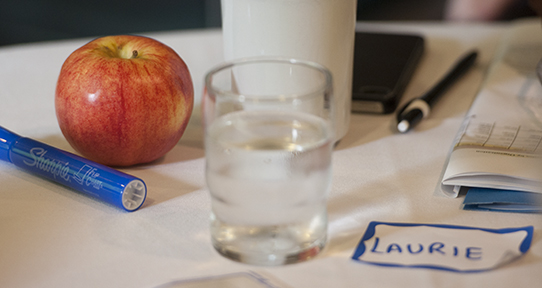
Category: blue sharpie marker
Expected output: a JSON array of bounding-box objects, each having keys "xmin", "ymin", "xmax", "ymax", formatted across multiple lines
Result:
[{"xmin": 0, "ymin": 126, "xmax": 146, "ymax": 212}]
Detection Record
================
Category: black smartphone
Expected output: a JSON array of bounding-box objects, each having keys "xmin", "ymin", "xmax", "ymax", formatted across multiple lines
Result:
[{"xmin": 351, "ymin": 32, "xmax": 425, "ymax": 114}]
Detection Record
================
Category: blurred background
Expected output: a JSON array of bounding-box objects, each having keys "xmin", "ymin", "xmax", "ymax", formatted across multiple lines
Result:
[{"xmin": 0, "ymin": 0, "xmax": 537, "ymax": 46}]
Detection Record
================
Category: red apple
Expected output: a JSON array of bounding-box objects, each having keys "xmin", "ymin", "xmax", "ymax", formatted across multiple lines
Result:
[{"xmin": 55, "ymin": 35, "xmax": 193, "ymax": 166}]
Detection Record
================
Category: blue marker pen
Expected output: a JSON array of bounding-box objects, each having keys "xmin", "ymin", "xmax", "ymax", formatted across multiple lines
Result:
[{"xmin": 0, "ymin": 126, "xmax": 146, "ymax": 212}]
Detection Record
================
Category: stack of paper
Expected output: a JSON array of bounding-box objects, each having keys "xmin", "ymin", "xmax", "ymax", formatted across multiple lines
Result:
[{"xmin": 441, "ymin": 20, "xmax": 542, "ymax": 213}]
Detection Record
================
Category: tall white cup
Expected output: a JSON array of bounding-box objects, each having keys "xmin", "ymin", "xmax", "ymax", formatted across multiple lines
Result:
[{"xmin": 221, "ymin": 0, "xmax": 357, "ymax": 140}]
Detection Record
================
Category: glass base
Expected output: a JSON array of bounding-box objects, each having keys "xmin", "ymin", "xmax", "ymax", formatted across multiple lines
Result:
[
  {"xmin": 210, "ymin": 210, "xmax": 328, "ymax": 266},
  {"xmin": 212, "ymin": 234, "xmax": 326, "ymax": 266}
]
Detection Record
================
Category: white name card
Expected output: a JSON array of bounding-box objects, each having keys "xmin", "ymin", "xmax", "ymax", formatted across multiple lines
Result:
[{"xmin": 352, "ymin": 221, "xmax": 533, "ymax": 273}]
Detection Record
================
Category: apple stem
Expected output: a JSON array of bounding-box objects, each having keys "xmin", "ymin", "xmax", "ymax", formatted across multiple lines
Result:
[{"xmin": 132, "ymin": 50, "xmax": 138, "ymax": 58}]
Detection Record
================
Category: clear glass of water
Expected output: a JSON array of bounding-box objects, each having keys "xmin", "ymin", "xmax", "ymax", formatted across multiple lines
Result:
[{"xmin": 203, "ymin": 57, "xmax": 334, "ymax": 266}]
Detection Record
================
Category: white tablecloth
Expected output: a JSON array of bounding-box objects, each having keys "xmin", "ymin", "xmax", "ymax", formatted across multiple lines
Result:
[{"xmin": 1, "ymin": 19, "xmax": 540, "ymax": 288}]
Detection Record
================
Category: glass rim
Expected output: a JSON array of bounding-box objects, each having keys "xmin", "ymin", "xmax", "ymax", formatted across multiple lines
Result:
[{"xmin": 204, "ymin": 57, "xmax": 333, "ymax": 101}]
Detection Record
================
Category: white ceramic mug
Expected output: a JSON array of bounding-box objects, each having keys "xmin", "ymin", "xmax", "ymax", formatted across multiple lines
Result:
[{"xmin": 221, "ymin": 0, "xmax": 357, "ymax": 141}]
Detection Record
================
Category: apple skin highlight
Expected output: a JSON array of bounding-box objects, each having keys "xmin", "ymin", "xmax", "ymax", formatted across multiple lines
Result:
[{"xmin": 55, "ymin": 35, "xmax": 194, "ymax": 166}]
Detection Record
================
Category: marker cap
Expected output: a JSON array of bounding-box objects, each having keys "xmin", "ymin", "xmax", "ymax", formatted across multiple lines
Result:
[{"xmin": 0, "ymin": 127, "xmax": 20, "ymax": 163}]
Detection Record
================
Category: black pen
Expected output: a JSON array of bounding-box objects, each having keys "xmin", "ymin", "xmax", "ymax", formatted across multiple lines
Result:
[{"xmin": 396, "ymin": 50, "xmax": 478, "ymax": 133}]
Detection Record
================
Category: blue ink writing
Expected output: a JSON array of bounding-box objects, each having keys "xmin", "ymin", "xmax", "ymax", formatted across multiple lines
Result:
[{"xmin": 369, "ymin": 237, "xmax": 482, "ymax": 260}]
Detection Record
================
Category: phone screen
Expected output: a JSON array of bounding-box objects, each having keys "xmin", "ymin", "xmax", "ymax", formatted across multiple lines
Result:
[{"xmin": 352, "ymin": 32, "xmax": 424, "ymax": 114}]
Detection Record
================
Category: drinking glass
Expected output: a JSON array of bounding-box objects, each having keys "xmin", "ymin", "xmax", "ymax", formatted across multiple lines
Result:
[{"xmin": 203, "ymin": 57, "xmax": 334, "ymax": 265}]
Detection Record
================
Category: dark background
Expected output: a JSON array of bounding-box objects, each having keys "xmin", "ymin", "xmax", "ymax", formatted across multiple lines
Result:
[{"xmin": 0, "ymin": 0, "xmax": 536, "ymax": 46}]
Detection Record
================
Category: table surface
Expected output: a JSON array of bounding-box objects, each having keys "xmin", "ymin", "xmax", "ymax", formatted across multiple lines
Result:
[{"xmin": 0, "ymin": 19, "xmax": 540, "ymax": 288}]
